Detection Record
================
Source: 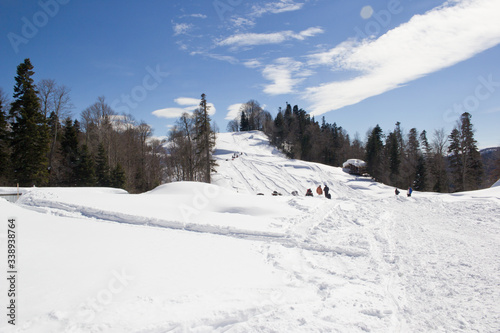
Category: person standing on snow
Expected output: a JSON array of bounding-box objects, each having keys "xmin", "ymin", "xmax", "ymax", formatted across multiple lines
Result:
[
  {"xmin": 324, "ymin": 184, "xmax": 331, "ymax": 199},
  {"xmin": 306, "ymin": 189, "xmax": 314, "ymax": 197},
  {"xmin": 316, "ymin": 185, "xmax": 323, "ymax": 196},
  {"xmin": 407, "ymin": 187, "xmax": 413, "ymax": 197}
]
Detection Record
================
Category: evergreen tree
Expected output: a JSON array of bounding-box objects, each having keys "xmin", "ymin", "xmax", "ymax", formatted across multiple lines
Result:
[
  {"xmin": 402, "ymin": 128, "xmax": 420, "ymax": 187},
  {"xmin": 110, "ymin": 163, "xmax": 126, "ymax": 189},
  {"xmin": 9, "ymin": 59, "xmax": 50, "ymax": 186},
  {"xmin": 365, "ymin": 125, "xmax": 384, "ymax": 181},
  {"xmin": 59, "ymin": 118, "xmax": 79, "ymax": 185},
  {"xmin": 448, "ymin": 112, "xmax": 483, "ymax": 191},
  {"xmin": 385, "ymin": 130, "xmax": 401, "ymax": 186},
  {"xmin": 194, "ymin": 94, "xmax": 216, "ymax": 183},
  {"xmin": 240, "ymin": 111, "xmax": 250, "ymax": 132},
  {"xmin": 0, "ymin": 92, "xmax": 10, "ymax": 182},
  {"xmin": 273, "ymin": 110, "xmax": 285, "ymax": 147},
  {"xmin": 448, "ymin": 128, "xmax": 462, "ymax": 191},
  {"xmin": 95, "ymin": 142, "xmax": 111, "ymax": 186},
  {"xmin": 413, "ymin": 154, "xmax": 427, "ymax": 191},
  {"xmin": 418, "ymin": 130, "xmax": 432, "ymax": 191},
  {"xmin": 75, "ymin": 144, "xmax": 95, "ymax": 186}
]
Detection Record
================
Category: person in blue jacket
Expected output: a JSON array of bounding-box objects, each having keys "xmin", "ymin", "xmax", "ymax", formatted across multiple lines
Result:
[{"xmin": 407, "ymin": 187, "xmax": 413, "ymax": 197}]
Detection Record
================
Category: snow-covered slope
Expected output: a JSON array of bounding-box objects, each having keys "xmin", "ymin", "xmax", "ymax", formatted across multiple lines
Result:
[{"xmin": 0, "ymin": 131, "xmax": 499, "ymax": 332}]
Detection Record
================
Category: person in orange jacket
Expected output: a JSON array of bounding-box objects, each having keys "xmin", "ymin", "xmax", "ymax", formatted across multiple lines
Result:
[{"xmin": 316, "ymin": 185, "xmax": 323, "ymax": 196}]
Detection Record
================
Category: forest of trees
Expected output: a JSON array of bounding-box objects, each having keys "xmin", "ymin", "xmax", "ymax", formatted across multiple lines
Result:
[
  {"xmin": 0, "ymin": 59, "xmax": 219, "ymax": 193},
  {"xmin": 166, "ymin": 94, "xmax": 217, "ymax": 183},
  {"xmin": 1, "ymin": 59, "xmax": 498, "ymax": 193},
  {"xmin": 229, "ymin": 101, "xmax": 498, "ymax": 192},
  {"xmin": 0, "ymin": 59, "xmax": 157, "ymax": 192}
]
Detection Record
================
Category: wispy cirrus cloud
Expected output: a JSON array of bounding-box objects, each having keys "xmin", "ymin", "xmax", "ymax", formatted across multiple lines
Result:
[
  {"xmin": 173, "ymin": 22, "xmax": 193, "ymax": 36},
  {"xmin": 218, "ymin": 27, "xmax": 323, "ymax": 48},
  {"xmin": 262, "ymin": 57, "xmax": 312, "ymax": 95},
  {"xmin": 226, "ymin": 0, "xmax": 305, "ymax": 33},
  {"xmin": 188, "ymin": 13, "xmax": 207, "ymax": 19},
  {"xmin": 225, "ymin": 103, "xmax": 244, "ymax": 120},
  {"xmin": 243, "ymin": 59, "xmax": 262, "ymax": 69},
  {"xmin": 250, "ymin": 0, "xmax": 305, "ymax": 17},
  {"xmin": 152, "ymin": 97, "xmax": 216, "ymax": 119},
  {"xmin": 305, "ymin": 0, "xmax": 500, "ymax": 116}
]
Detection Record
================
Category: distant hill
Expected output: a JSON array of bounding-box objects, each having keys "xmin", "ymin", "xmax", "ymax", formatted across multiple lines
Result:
[{"xmin": 480, "ymin": 147, "xmax": 500, "ymax": 188}]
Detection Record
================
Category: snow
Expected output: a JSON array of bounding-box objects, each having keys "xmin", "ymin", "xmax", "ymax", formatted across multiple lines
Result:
[
  {"xmin": 342, "ymin": 159, "xmax": 367, "ymax": 168},
  {"xmin": 1, "ymin": 130, "xmax": 499, "ymax": 332}
]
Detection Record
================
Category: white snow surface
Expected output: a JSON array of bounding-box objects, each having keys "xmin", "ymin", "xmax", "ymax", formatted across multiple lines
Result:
[
  {"xmin": 0, "ymin": 130, "xmax": 499, "ymax": 332},
  {"xmin": 342, "ymin": 159, "xmax": 367, "ymax": 169}
]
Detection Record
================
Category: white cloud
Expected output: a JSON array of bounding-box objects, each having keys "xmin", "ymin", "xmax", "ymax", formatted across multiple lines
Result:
[
  {"xmin": 188, "ymin": 51, "xmax": 239, "ymax": 64},
  {"xmin": 304, "ymin": 0, "xmax": 500, "ymax": 116},
  {"xmin": 230, "ymin": 17, "xmax": 256, "ymax": 29},
  {"xmin": 189, "ymin": 13, "xmax": 207, "ymax": 19},
  {"xmin": 251, "ymin": 0, "xmax": 305, "ymax": 17},
  {"xmin": 243, "ymin": 59, "xmax": 262, "ymax": 69},
  {"xmin": 262, "ymin": 57, "xmax": 309, "ymax": 95},
  {"xmin": 175, "ymin": 97, "xmax": 202, "ymax": 106},
  {"xmin": 218, "ymin": 27, "xmax": 324, "ymax": 47},
  {"xmin": 153, "ymin": 97, "xmax": 216, "ymax": 119},
  {"xmin": 227, "ymin": 1, "xmax": 304, "ymax": 34},
  {"xmin": 152, "ymin": 107, "xmax": 190, "ymax": 119},
  {"xmin": 207, "ymin": 54, "xmax": 240, "ymax": 64},
  {"xmin": 225, "ymin": 103, "xmax": 244, "ymax": 120},
  {"xmin": 173, "ymin": 23, "xmax": 192, "ymax": 36}
]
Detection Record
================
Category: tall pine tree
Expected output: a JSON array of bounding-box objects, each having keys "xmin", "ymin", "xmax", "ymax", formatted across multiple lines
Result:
[
  {"xmin": 240, "ymin": 111, "xmax": 250, "ymax": 132},
  {"xmin": 110, "ymin": 163, "xmax": 126, "ymax": 189},
  {"xmin": 95, "ymin": 142, "xmax": 111, "ymax": 187},
  {"xmin": 365, "ymin": 125, "xmax": 384, "ymax": 181},
  {"xmin": 448, "ymin": 112, "xmax": 483, "ymax": 191},
  {"xmin": 59, "ymin": 118, "xmax": 80, "ymax": 186},
  {"xmin": 194, "ymin": 94, "xmax": 216, "ymax": 183},
  {"xmin": 9, "ymin": 59, "xmax": 50, "ymax": 186},
  {"xmin": 75, "ymin": 144, "xmax": 95, "ymax": 186},
  {"xmin": 385, "ymin": 130, "xmax": 401, "ymax": 186},
  {"xmin": 0, "ymin": 93, "xmax": 10, "ymax": 182}
]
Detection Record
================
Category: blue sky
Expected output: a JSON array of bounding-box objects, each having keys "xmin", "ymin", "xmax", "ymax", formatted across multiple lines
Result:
[{"xmin": 1, "ymin": 0, "xmax": 499, "ymax": 148}]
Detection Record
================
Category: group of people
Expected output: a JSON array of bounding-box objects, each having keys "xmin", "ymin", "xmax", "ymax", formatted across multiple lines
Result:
[
  {"xmin": 395, "ymin": 187, "xmax": 413, "ymax": 197},
  {"xmin": 303, "ymin": 184, "xmax": 415, "ymax": 199},
  {"xmin": 305, "ymin": 185, "xmax": 331, "ymax": 199}
]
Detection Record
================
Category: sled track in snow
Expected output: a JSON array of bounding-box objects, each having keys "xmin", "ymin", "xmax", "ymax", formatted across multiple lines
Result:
[{"xmin": 18, "ymin": 197, "xmax": 372, "ymax": 258}]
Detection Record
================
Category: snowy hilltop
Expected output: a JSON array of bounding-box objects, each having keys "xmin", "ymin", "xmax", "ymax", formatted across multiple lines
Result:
[{"xmin": 0, "ymin": 131, "xmax": 499, "ymax": 332}]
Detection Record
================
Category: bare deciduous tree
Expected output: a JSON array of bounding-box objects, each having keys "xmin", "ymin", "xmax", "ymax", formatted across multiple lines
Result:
[{"xmin": 37, "ymin": 79, "xmax": 74, "ymax": 181}]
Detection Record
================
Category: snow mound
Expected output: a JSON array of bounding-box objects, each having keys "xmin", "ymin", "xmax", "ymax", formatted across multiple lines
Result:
[{"xmin": 145, "ymin": 181, "xmax": 235, "ymax": 196}]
